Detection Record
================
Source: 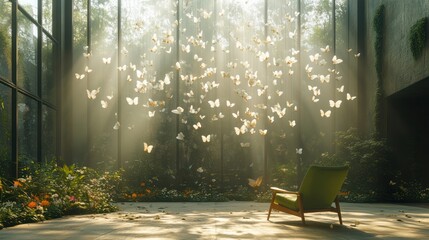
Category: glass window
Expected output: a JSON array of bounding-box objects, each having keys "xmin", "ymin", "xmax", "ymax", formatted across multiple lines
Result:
[
  {"xmin": 0, "ymin": 0, "xmax": 12, "ymax": 81},
  {"xmin": 17, "ymin": 93, "xmax": 38, "ymax": 174},
  {"xmin": 42, "ymin": 34, "xmax": 56, "ymax": 104},
  {"xmin": 42, "ymin": 105, "xmax": 56, "ymax": 162},
  {"xmin": 0, "ymin": 84, "xmax": 12, "ymax": 178},
  {"xmin": 19, "ymin": 0, "xmax": 39, "ymax": 21},
  {"xmin": 43, "ymin": 0, "xmax": 53, "ymax": 33},
  {"xmin": 17, "ymin": 12, "xmax": 38, "ymax": 95}
]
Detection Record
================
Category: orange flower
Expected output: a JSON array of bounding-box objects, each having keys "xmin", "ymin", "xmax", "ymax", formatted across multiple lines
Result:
[
  {"xmin": 28, "ymin": 201, "xmax": 37, "ymax": 208},
  {"xmin": 145, "ymin": 189, "xmax": 151, "ymax": 194},
  {"xmin": 131, "ymin": 193, "xmax": 137, "ymax": 199},
  {"xmin": 41, "ymin": 200, "xmax": 50, "ymax": 207},
  {"xmin": 44, "ymin": 194, "xmax": 50, "ymax": 199},
  {"xmin": 13, "ymin": 180, "xmax": 22, "ymax": 188},
  {"xmin": 140, "ymin": 182, "xmax": 146, "ymax": 187}
]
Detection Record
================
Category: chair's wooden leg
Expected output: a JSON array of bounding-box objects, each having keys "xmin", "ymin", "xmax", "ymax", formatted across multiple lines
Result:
[
  {"xmin": 297, "ymin": 195, "xmax": 305, "ymax": 224},
  {"xmin": 267, "ymin": 192, "xmax": 276, "ymax": 220},
  {"xmin": 335, "ymin": 196, "xmax": 343, "ymax": 225}
]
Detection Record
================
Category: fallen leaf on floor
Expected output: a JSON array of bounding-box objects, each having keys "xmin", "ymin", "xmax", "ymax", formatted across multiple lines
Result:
[
  {"xmin": 182, "ymin": 218, "xmax": 186, "ymax": 220},
  {"xmin": 155, "ymin": 215, "xmax": 160, "ymax": 220},
  {"xmin": 405, "ymin": 214, "xmax": 412, "ymax": 218}
]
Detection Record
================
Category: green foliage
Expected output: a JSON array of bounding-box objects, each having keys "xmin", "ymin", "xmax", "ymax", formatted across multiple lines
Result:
[
  {"xmin": 409, "ymin": 17, "xmax": 427, "ymax": 60},
  {"xmin": 0, "ymin": 161, "xmax": 123, "ymax": 228},
  {"xmin": 373, "ymin": 4, "xmax": 385, "ymax": 138},
  {"xmin": 318, "ymin": 128, "xmax": 390, "ymax": 202}
]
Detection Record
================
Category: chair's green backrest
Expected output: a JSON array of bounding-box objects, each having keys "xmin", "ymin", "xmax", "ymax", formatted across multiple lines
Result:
[{"xmin": 299, "ymin": 165, "xmax": 349, "ymax": 210}]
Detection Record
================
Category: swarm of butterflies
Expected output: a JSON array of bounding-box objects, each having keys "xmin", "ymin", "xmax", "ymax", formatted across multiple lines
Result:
[{"xmin": 75, "ymin": 1, "xmax": 358, "ymax": 178}]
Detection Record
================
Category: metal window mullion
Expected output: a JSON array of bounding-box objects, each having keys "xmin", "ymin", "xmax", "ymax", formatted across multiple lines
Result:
[
  {"xmin": 11, "ymin": 0, "xmax": 18, "ymax": 178},
  {"xmin": 117, "ymin": 0, "xmax": 122, "ymax": 169},
  {"xmin": 37, "ymin": 0, "xmax": 43, "ymax": 164}
]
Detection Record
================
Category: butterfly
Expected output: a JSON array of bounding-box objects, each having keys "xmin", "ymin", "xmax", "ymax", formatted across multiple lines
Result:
[
  {"xmin": 347, "ymin": 93, "xmax": 357, "ymax": 100},
  {"xmin": 201, "ymin": 135, "xmax": 211, "ymax": 143},
  {"xmin": 113, "ymin": 121, "xmax": 120, "ymax": 130},
  {"xmin": 102, "ymin": 57, "xmax": 111, "ymax": 64},
  {"xmin": 226, "ymin": 100, "xmax": 235, "ymax": 108},
  {"xmin": 172, "ymin": 106, "xmax": 184, "ymax": 114},
  {"xmin": 181, "ymin": 44, "xmax": 190, "ymax": 53},
  {"xmin": 148, "ymin": 111, "xmax": 155, "ymax": 117},
  {"xmin": 75, "ymin": 73, "xmax": 85, "ymax": 80},
  {"xmin": 232, "ymin": 111, "xmax": 239, "ymax": 118},
  {"xmin": 193, "ymin": 122, "xmax": 202, "ymax": 130},
  {"xmin": 248, "ymin": 176, "xmax": 263, "ymax": 188},
  {"xmin": 329, "ymin": 100, "xmax": 342, "ymax": 108},
  {"xmin": 289, "ymin": 120, "xmax": 296, "ymax": 127},
  {"xmin": 175, "ymin": 62, "xmax": 181, "ymax": 70},
  {"xmin": 320, "ymin": 109, "xmax": 332, "ymax": 118},
  {"xmin": 259, "ymin": 129, "xmax": 267, "ymax": 136},
  {"xmin": 197, "ymin": 167, "xmax": 204, "ymax": 173},
  {"xmin": 296, "ymin": 148, "xmax": 303, "ymax": 154},
  {"xmin": 126, "ymin": 97, "xmax": 139, "ymax": 105},
  {"xmin": 268, "ymin": 116, "xmax": 274, "ymax": 123},
  {"xmin": 143, "ymin": 142, "xmax": 154, "ymax": 153},
  {"xmin": 234, "ymin": 126, "xmax": 246, "ymax": 135},
  {"xmin": 312, "ymin": 96, "xmax": 320, "ymax": 102},
  {"xmin": 84, "ymin": 66, "xmax": 92, "ymax": 73},
  {"xmin": 337, "ymin": 85, "xmax": 344, "ymax": 92},
  {"xmin": 176, "ymin": 132, "xmax": 185, "ymax": 140},
  {"xmin": 354, "ymin": 53, "xmax": 361, "ymax": 58},
  {"xmin": 320, "ymin": 45, "xmax": 330, "ymax": 53},
  {"xmin": 320, "ymin": 74, "xmax": 330, "ymax": 83},
  {"xmin": 100, "ymin": 100, "xmax": 108, "ymax": 108},
  {"xmin": 86, "ymin": 88, "xmax": 100, "ymax": 99},
  {"xmin": 208, "ymin": 99, "xmax": 220, "ymax": 108},
  {"xmin": 332, "ymin": 55, "xmax": 343, "ymax": 64},
  {"xmin": 240, "ymin": 142, "xmax": 250, "ymax": 148}
]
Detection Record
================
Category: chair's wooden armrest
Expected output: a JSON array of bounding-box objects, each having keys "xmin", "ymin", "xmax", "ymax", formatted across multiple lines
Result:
[
  {"xmin": 270, "ymin": 187, "xmax": 299, "ymax": 195},
  {"xmin": 338, "ymin": 191, "xmax": 349, "ymax": 196}
]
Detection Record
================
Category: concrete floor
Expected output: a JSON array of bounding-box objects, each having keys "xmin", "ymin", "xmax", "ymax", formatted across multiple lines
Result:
[{"xmin": 0, "ymin": 202, "xmax": 428, "ymax": 239}]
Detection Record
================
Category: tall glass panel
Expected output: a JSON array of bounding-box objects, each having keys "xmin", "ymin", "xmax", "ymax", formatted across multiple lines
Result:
[
  {"xmin": 0, "ymin": 84, "xmax": 12, "ymax": 178},
  {"xmin": 0, "ymin": 0, "xmax": 12, "ymax": 81},
  {"xmin": 42, "ymin": 105, "xmax": 56, "ymax": 162},
  {"xmin": 17, "ymin": 94, "xmax": 38, "ymax": 175},
  {"xmin": 17, "ymin": 12, "xmax": 38, "ymax": 95},
  {"xmin": 42, "ymin": 33, "xmax": 55, "ymax": 104},
  {"xmin": 19, "ymin": 0, "xmax": 38, "ymax": 21},
  {"xmin": 43, "ymin": 0, "xmax": 53, "ymax": 33}
]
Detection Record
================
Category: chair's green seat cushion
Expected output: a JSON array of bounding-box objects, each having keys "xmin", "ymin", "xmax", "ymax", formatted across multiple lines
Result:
[{"xmin": 274, "ymin": 193, "xmax": 299, "ymax": 211}]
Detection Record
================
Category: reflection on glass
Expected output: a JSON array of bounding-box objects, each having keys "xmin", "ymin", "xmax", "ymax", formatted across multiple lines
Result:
[
  {"xmin": 42, "ymin": 105, "xmax": 56, "ymax": 162},
  {"xmin": 17, "ymin": 94, "xmax": 38, "ymax": 175},
  {"xmin": 19, "ymin": 0, "xmax": 38, "ymax": 21},
  {"xmin": 43, "ymin": 0, "xmax": 53, "ymax": 33},
  {"xmin": 42, "ymin": 34, "xmax": 56, "ymax": 104},
  {"xmin": 0, "ymin": 84, "xmax": 12, "ymax": 178},
  {"xmin": 18, "ymin": 12, "xmax": 38, "ymax": 95},
  {"xmin": 0, "ymin": 0, "xmax": 12, "ymax": 81}
]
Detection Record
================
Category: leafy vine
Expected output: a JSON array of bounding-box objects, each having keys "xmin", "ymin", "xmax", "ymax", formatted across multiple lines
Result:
[
  {"xmin": 409, "ymin": 17, "xmax": 427, "ymax": 60},
  {"xmin": 373, "ymin": 4, "xmax": 385, "ymax": 138}
]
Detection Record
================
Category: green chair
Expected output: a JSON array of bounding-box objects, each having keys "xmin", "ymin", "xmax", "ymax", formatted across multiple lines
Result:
[{"xmin": 267, "ymin": 165, "xmax": 349, "ymax": 224}]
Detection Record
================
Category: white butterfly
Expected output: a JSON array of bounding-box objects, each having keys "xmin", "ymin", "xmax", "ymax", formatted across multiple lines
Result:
[
  {"xmin": 289, "ymin": 120, "xmax": 296, "ymax": 127},
  {"xmin": 312, "ymin": 96, "xmax": 320, "ymax": 103},
  {"xmin": 100, "ymin": 100, "xmax": 108, "ymax": 108},
  {"xmin": 75, "ymin": 73, "xmax": 85, "ymax": 80},
  {"xmin": 234, "ymin": 126, "xmax": 246, "ymax": 135},
  {"xmin": 259, "ymin": 129, "xmax": 267, "ymax": 136},
  {"xmin": 320, "ymin": 45, "xmax": 330, "ymax": 53},
  {"xmin": 276, "ymin": 90, "xmax": 284, "ymax": 96},
  {"xmin": 288, "ymin": 30, "xmax": 296, "ymax": 39},
  {"xmin": 193, "ymin": 122, "xmax": 202, "ymax": 130},
  {"xmin": 354, "ymin": 53, "xmax": 361, "ymax": 58},
  {"xmin": 329, "ymin": 100, "xmax": 342, "ymax": 108},
  {"xmin": 182, "ymin": 44, "xmax": 190, "ymax": 53},
  {"xmin": 296, "ymin": 148, "xmax": 303, "ymax": 154},
  {"xmin": 126, "ymin": 97, "xmax": 139, "ymax": 105},
  {"xmin": 86, "ymin": 88, "xmax": 100, "ymax": 99},
  {"xmin": 199, "ymin": 115, "xmax": 206, "ymax": 120},
  {"xmin": 102, "ymin": 57, "xmax": 111, "ymax": 64},
  {"xmin": 332, "ymin": 55, "xmax": 343, "ymax": 64},
  {"xmin": 226, "ymin": 100, "xmax": 235, "ymax": 108},
  {"xmin": 309, "ymin": 53, "xmax": 320, "ymax": 62},
  {"xmin": 337, "ymin": 85, "xmax": 344, "ymax": 92},
  {"xmin": 113, "ymin": 121, "xmax": 120, "ymax": 130},
  {"xmin": 84, "ymin": 66, "xmax": 93, "ymax": 73},
  {"xmin": 143, "ymin": 142, "xmax": 154, "ymax": 153},
  {"xmin": 273, "ymin": 70, "xmax": 283, "ymax": 78},
  {"xmin": 347, "ymin": 93, "xmax": 357, "ymax": 100},
  {"xmin": 118, "ymin": 65, "xmax": 127, "ymax": 71},
  {"xmin": 232, "ymin": 111, "xmax": 239, "ymax": 118},
  {"xmin": 268, "ymin": 116, "xmax": 274, "ymax": 123},
  {"xmin": 240, "ymin": 142, "xmax": 250, "ymax": 148},
  {"xmin": 176, "ymin": 132, "xmax": 185, "ymax": 140},
  {"xmin": 172, "ymin": 106, "xmax": 184, "ymax": 114},
  {"xmin": 208, "ymin": 99, "xmax": 220, "ymax": 108},
  {"xmin": 175, "ymin": 62, "xmax": 181, "ymax": 70},
  {"xmin": 197, "ymin": 167, "xmax": 204, "ymax": 173},
  {"xmin": 320, "ymin": 74, "xmax": 330, "ymax": 83},
  {"xmin": 201, "ymin": 135, "xmax": 211, "ymax": 143},
  {"xmin": 148, "ymin": 111, "xmax": 155, "ymax": 117},
  {"xmin": 320, "ymin": 109, "xmax": 332, "ymax": 118}
]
